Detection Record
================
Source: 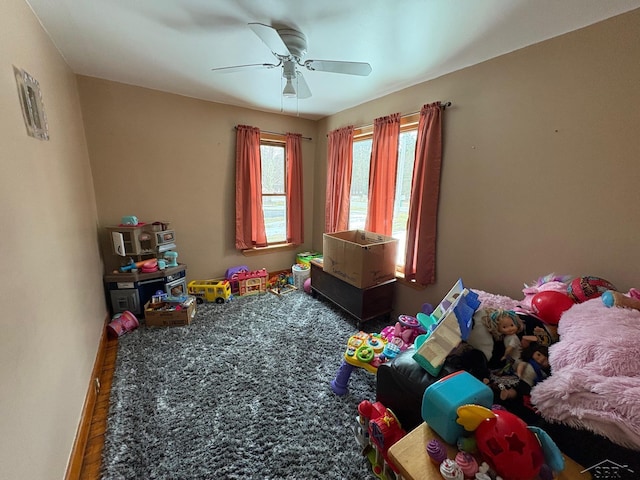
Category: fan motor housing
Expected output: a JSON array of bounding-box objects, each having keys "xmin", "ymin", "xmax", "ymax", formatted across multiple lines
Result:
[{"xmin": 278, "ymin": 28, "xmax": 307, "ymax": 59}]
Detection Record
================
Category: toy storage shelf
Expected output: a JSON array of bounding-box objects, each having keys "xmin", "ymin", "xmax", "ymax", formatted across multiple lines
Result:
[{"xmin": 310, "ymin": 260, "xmax": 395, "ymax": 327}]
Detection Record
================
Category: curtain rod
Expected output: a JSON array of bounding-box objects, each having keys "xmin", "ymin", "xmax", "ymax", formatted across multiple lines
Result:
[
  {"xmin": 234, "ymin": 126, "xmax": 312, "ymax": 141},
  {"xmin": 342, "ymin": 101, "xmax": 452, "ymax": 135}
]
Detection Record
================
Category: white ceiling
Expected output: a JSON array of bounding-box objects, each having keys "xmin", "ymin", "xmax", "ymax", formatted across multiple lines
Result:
[{"xmin": 25, "ymin": 0, "xmax": 640, "ymax": 120}]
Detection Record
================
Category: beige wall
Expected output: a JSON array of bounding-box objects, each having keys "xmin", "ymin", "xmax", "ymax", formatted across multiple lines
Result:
[
  {"xmin": 0, "ymin": 0, "xmax": 106, "ymax": 479},
  {"xmin": 316, "ymin": 8, "xmax": 640, "ymax": 314},
  {"xmin": 77, "ymin": 77, "xmax": 317, "ymax": 279}
]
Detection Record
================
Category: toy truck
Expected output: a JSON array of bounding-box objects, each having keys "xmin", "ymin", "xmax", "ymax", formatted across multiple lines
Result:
[{"xmin": 187, "ymin": 279, "xmax": 232, "ymax": 304}]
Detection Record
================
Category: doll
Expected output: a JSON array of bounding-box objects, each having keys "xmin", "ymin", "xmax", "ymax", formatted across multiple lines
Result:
[
  {"xmin": 482, "ymin": 309, "xmax": 523, "ymax": 364},
  {"xmin": 500, "ymin": 344, "xmax": 550, "ymax": 401}
]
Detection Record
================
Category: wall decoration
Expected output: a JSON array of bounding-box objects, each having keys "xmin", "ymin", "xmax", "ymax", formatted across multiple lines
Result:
[{"xmin": 13, "ymin": 66, "xmax": 49, "ymax": 140}]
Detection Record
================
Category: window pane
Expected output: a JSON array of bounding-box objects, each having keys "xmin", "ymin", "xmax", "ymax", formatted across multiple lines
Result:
[
  {"xmin": 262, "ymin": 195, "xmax": 287, "ymax": 243},
  {"xmin": 349, "ymin": 139, "xmax": 372, "ymax": 230},
  {"xmin": 260, "ymin": 145, "xmax": 285, "ymax": 194},
  {"xmin": 392, "ymin": 130, "xmax": 417, "ymax": 264}
]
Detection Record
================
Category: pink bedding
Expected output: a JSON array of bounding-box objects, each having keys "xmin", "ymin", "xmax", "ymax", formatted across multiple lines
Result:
[{"xmin": 530, "ymin": 298, "xmax": 640, "ymax": 450}]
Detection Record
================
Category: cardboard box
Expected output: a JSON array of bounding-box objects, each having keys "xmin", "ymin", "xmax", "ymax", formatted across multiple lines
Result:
[
  {"xmin": 144, "ymin": 296, "xmax": 196, "ymax": 327},
  {"xmin": 322, "ymin": 230, "xmax": 398, "ymax": 288}
]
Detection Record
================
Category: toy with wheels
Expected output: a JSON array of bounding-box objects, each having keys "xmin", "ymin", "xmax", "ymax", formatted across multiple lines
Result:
[{"xmin": 357, "ymin": 400, "xmax": 406, "ymax": 479}]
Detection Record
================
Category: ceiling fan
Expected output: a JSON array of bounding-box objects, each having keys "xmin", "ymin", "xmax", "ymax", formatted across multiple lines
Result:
[{"xmin": 211, "ymin": 23, "xmax": 372, "ymax": 99}]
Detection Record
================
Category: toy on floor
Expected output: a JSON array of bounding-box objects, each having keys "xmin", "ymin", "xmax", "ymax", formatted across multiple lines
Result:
[
  {"xmin": 268, "ymin": 272, "xmax": 297, "ymax": 296},
  {"xmin": 602, "ymin": 288, "xmax": 640, "ymax": 311},
  {"xmin": 330, "ymin": 331, "xmax": 393, "ymax": 395},
  {"xmin": 237, "ymin": 268, "xmax": 268, "ymax": 295},
  {"xmin": 106, "ymin": 310, "xmax": 139, "ymax": 339},
  {"xmin": 356, "ymin": 400, "xmax": 406, "ymax": 480},
  {"xmin": 187, "ymin": 279, "xmax": 232, "ymax": 304},
  {"xmin": 225, "ymin": 265, "xmax": 249, "ymax": 294},
  {"xmin": 332, "ymin": 308, "xmax": 434, "ymax": 396},
  {"xmin": 456, "ymin": 405, "xmax": 564, "ymax": 480}
]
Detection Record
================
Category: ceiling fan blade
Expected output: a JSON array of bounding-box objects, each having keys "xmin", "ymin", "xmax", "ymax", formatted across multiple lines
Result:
[
  {"xmin": 304, "ymin": 59, "xmax": 372, "ymax": 76},
  {"xmin": 248, "ymin": 23, "xmax": 290, "ymax": 57},
  {"xmin": 211, "ymin": 63, "xmax": 279, "ymax": 73},
  {"xmin": 294, "ymin": 72, "xmax": 312, "ymax": 99}
]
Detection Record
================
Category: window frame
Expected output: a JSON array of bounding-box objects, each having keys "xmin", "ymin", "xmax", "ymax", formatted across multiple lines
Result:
[{"xmin": 242, "ymin": 133, "xmax": 291, "ymax": 255}]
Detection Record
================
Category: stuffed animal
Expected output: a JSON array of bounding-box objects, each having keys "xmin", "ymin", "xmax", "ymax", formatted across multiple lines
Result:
[{"xmin": 520, "ymin": 273, "xmax": 572, "ymax": 311}]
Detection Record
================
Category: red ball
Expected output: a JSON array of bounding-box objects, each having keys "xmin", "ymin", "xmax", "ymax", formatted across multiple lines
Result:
[
  {"xmin": 531, "ymin": 291, "xmax": 575, "ymax": 325},
  {"xmin": 567, "ymin": 276, "xmax": 617, "ymax": 303}
]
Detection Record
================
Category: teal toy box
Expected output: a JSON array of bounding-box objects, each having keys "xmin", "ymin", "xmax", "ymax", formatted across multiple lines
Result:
[{"xmin": 421, "ymin": 370, "xmax": 493, "ymax": 444}]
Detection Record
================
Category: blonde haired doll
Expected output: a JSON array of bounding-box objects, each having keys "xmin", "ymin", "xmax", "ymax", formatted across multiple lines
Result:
[{"xmin": 482, "ymin": 309, "xmax": 523, "ymax": 363}]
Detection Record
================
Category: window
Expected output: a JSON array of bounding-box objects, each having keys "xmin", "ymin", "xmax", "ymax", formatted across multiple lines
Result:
[
  {"xmin": 260, "ymin": 136, "xmax": 287, "ymax": 244},
  {"xmin": 236, "ymin": 126, "xmax": 303, "ymax": 251},
  {"xmin": 349, "ymin": 116, "xmax": 418, "ymax": 266}
]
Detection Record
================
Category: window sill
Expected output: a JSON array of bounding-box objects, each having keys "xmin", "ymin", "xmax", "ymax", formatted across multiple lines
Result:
[
  {"xmin": 242, "ymin": 243, "xmax": 298, "ymax": 257},
  {"xmin": 395, "ymin": 272, "xmax": 428, "ymax": 291}
]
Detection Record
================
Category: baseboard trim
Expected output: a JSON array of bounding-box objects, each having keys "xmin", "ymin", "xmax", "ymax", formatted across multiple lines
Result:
[{"xmin": 65, "ymin": 313, "xmax": 110, "ymax": 480}]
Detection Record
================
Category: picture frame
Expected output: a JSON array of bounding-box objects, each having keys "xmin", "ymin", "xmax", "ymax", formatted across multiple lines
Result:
[{"xmin": 13, "ymin": 66, "xmax": 49, "ymax": 140}]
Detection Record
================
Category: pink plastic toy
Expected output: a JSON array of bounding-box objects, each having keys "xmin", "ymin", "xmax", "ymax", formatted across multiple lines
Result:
[
  {"xmin": 106, "ymin": 311, "xmax": 139, "ymax": 339},
  {"xmin": 380, "ymin": 314, "xmax": 426, "ymax": 351}
]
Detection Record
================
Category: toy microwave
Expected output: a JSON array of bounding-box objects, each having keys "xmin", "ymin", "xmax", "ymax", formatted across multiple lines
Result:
[{"xmin": 152, "ymin": 229, "xmax": 176, "ymax": 252}]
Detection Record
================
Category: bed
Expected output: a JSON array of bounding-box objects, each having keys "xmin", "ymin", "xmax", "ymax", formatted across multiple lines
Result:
[{"xmin": 376, "ymin": 287, "xmax": 640, "ymax": 475}]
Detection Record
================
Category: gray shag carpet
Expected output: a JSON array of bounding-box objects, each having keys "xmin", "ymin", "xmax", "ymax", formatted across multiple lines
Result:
[{"xmin": 101, "ymin": 292, "xmax": 389, "ymax": 479}]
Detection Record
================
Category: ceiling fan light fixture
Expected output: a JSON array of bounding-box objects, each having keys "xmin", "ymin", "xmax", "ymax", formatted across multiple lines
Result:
[{"xmin": 283, "ymin": 78, "xmax": 297, "ymax": 97}]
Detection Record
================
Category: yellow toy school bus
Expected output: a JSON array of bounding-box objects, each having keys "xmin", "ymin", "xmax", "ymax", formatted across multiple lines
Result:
[{"xmin": 187, "ymin": 279, "xmax": 232, "ymax": 304}]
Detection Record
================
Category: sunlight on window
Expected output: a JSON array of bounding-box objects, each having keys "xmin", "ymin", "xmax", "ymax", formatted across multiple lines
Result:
[
  {"xmin": 392, "ymin": 130, "xmax": 417, "ymax": 265},
  {"xmin": 260, "ymin": 144, "xmax": 287, "ymax": 244},
  {"xmin": 349, "ymin": 130, "xmax": 417, "ymax": 266},
  {"xmin": 349, "ymin": 139, "xmax": 371, "ymax": 230}
]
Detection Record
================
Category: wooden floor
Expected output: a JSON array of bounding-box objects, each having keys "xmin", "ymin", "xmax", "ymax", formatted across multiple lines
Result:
[{"xmin": 79, "ymin": 338, "xmax": 118, "ymax": 480}]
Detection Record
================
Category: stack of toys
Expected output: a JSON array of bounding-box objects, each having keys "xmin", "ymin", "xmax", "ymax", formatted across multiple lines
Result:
[{"xmin": 356, "ymin": 400, "xmax": 406, "ymax": 480}]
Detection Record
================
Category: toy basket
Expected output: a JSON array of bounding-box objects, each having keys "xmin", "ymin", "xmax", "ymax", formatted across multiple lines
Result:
[{"xmin": 292, "ymin": 264, "xmax": 310, "ymax": 290}]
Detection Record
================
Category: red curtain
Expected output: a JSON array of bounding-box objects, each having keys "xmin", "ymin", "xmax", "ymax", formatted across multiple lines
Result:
[
  {"xmin": 235, "ymin": 125, "xmax": 267, "ymax": 249},
  {"xmin": 404, "ymin": 102, "xmax": 444, "ymax": 285},
  {"xmin": 365, "ymin": 113, "xmax": 401, "ymax": 236},
  {"xmin": 286, "ymin": 133, "xmax": 304, "ymax": 245},
  {"xmin": 325, "ymin": 125, "xmax": 354, "ymax": 233}
]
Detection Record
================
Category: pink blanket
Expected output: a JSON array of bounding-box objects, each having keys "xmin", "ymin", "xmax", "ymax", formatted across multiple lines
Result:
[{"xmin": 530, "ymin": 298, "xmax": 640, "ymax": 450}]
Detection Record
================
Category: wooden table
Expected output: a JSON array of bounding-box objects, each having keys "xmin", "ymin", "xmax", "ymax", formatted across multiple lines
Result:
[
  {"xmin": 388, "ymin": 423, "xmax": 590, "ymax": 480},
  {"xmin": 310, "ymin": 259, "xmax": 395, "ymax": 327}
]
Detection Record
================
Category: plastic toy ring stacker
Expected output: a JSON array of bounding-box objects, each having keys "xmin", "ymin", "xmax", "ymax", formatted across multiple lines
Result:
[{"xmin": 356, "ymin": 345, "xmax": 375, "ymax": 363}]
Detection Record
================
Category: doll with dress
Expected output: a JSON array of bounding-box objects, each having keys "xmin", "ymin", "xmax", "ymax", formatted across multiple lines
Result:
[{"xmin": 482, "ymin": 309, "xmax": 524, "ymax": 364}]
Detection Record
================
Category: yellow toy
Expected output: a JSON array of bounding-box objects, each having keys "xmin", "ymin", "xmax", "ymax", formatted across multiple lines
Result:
[{"xmin": 187, "ymin": 279, "xmax": 232, "ymax": 304}]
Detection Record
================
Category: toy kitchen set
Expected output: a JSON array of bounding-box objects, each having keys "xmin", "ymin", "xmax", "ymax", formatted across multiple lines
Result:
[{"xmin": 103, "ymin": 216, "xmax": 187, "ymax": 317}]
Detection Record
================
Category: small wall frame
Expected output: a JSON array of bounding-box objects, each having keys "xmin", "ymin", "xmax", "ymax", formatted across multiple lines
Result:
[{"xmin": 14, "ymin": 66, "xmax": 49, "ymax": 141}]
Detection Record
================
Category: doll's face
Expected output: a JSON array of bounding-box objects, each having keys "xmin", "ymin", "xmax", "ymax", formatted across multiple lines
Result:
[
  {"xmin": 532, "ymin": 350, "xmax": 549, "ymax": 368},
  {"xmin": 497, "ymin": 316, "xmax": 518, "ymax": 336}
]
